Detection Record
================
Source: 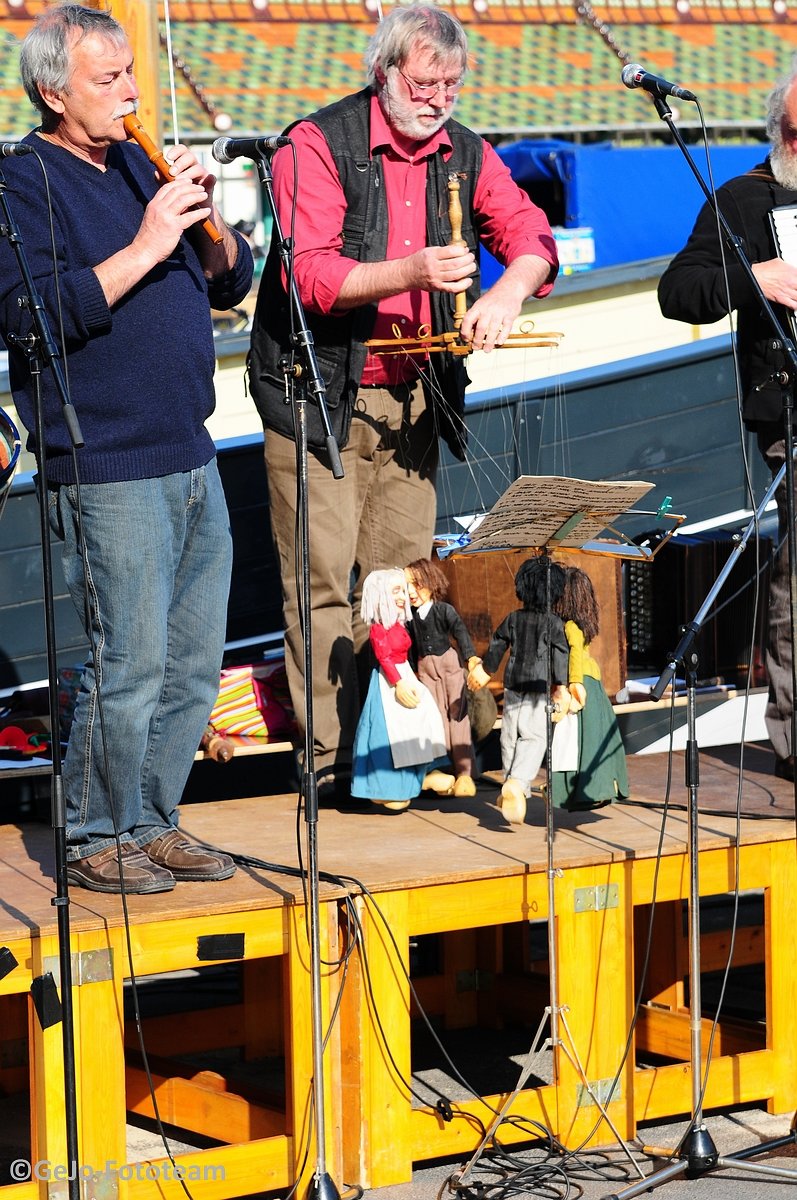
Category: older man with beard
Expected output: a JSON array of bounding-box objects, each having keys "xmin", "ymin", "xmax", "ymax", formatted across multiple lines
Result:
[
  {"xmin": 248, "ymin": 2, "xmax": 558, "ymax": 802},
  {"xmin": 659, "ymin": 58, "xmax": 797, "ymax": 782}
]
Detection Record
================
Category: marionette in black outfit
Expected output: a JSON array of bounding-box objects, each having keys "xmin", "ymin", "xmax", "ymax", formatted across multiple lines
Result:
[
  {"xmin": 468, "ymin": 555, "xmax": 570, "ymax": 823},
  {"xmin": 405, "ymin": 558, "xmax": 484, "ymax": 798}
]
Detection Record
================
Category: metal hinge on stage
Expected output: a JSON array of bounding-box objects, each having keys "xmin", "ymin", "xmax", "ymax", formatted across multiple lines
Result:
[
  {"xmin": 573, "ymin": 883, "xmax": 619, "ymax": 912},
  {"xmin": 577, "ymin": 1077, "xmax": 622, "ymax": 1108},
  {"xmin": 43, "ymin": 947, "xmax": 114, "ymax": 987}
]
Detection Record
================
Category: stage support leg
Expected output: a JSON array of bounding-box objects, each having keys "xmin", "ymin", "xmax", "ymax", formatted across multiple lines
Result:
[
  {"xmin": 29, "ymin": 929, "xmax": 126, "ymax": 1189},
  {"xmin": 340, "ymin": 891, "xmax": 412, "ymax": 1190},
  {"xmin": 554, "ymin": 861, "xmax": 636, "ymax": 1148},
  {"xmin": 764, "ymin": 837, "xmax": 797, "ymax": 1115},
  {"xmin": 286, "ymin": 902, "xmax": 343, "ymax": 1196}
]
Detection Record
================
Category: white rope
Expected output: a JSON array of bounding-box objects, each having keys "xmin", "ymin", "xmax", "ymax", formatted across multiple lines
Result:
[{"xmin": 162, "ymin": 0, "xmax": 181, "ymax": 146}]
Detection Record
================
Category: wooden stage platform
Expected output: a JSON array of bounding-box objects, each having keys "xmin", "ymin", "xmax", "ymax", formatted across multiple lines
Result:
[{"xmin": 0, "ymin": 744, "xmax": 796, "ymax": 1196}]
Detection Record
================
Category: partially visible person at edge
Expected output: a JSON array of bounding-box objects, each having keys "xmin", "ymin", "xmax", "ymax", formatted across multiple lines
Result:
[
  {"xmin": 658, "ymin": 57, "xmax": 797, "ymax": 784},
  {"xmin": 0, "ymin": 4, "xmax": 253, "ymax": 892},
  {"xmin": 248, "ymin": 3, "xmax": 558, "ymax": 803}
]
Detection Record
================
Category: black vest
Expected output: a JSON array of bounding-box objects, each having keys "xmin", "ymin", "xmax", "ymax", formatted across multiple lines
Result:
[{"xmin": 248, "ymin": 88, "xmax": 483, "ymax": 461}]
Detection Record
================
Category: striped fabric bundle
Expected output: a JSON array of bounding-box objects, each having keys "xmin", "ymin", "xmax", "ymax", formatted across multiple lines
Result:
[{"xmin": 209, "ymin": 664, "xmax": 295, "ymax": 739}]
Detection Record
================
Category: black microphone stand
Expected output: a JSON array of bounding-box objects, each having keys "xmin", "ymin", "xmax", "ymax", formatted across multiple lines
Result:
[
  {"xmin": 604, "ymin": 93, "xmax": 797, "ymax": 1198},
  {"xmin": 0, "ymin": 164, "xmax": 84, "ymax": 1200},
  {"xmin": 251, "ymin": 146, "xmax": 343, "ymax": 1200}
]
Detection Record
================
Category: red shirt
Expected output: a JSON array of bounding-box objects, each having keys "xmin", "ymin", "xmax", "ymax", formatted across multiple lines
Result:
[
  {"xmin": 370, "ymin": 622, "xmax": 412, "ymax": 687},
  {"xmin": 271, "ymin": 94, "xmax": 557, "ymax": 385}
]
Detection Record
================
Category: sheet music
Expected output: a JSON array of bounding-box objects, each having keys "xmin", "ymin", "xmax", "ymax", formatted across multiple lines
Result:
[
  {"xmin": 770, "ymin": 205, "xmax": 797, "ymax": 267},
  {"xmin": 461, "ymin": 475, "xmax": 653, "ymax": 552}
]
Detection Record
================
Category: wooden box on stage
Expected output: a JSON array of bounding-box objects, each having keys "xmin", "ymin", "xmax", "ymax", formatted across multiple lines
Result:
[{"xmin": 439, "ymin": 547, "xmax": 626, "ymax": 700}]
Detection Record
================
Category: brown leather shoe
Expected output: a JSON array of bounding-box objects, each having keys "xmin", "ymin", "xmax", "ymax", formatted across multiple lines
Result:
[
  {"xmin": 141, "ymin": 829, "xmax": 236, "ymax": 881},
  {"xmin": 67, "ymin": 842, "xmax": 175, "ymax": 894}
]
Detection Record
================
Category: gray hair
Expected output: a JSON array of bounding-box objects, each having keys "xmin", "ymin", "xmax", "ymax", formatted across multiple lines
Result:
[
  {"xmin": 20, "ymin": 3, "xmax": 126, "ymax": 126},
  {"xmin": 364, "ymin": 2, "xmax": 468, "ymax": 86},
  {"xmin": 360, "ymin": 569, "xmax": 411, "ymax": 628},
  {"xmin": 766, "ymin": 55, "xmax": 797, "ymax": 143}
]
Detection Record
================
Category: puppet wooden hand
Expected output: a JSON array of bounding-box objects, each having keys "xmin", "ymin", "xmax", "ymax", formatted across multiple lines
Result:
[
  {"xmin": 467, "ymin": 661, "xmax": 491, "ymax": 691},
  {"xmin": 568, "ymin": 683, "xmax": 587, "ymax": 713},
  {"xmin": 395, "ymin": 678, "xmax": 421, "ymax": 708},
  {"xmin": 551, "ymin": 685, "xmax": 571, "ymax": 723}
]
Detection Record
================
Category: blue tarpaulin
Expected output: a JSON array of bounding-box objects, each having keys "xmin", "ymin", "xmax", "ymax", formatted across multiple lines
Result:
[{"xmin": 481, "ymin": 139, "xmax": 768, "ymax": 285}]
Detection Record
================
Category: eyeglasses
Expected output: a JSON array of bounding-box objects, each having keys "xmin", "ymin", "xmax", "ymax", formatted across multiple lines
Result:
[{"xmin": 397, "ymin": 68, "xmax": 464, "ymax": 100}]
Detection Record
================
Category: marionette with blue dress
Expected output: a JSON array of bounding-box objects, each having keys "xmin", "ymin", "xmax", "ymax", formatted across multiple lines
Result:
[{"xmin": 351, "ymin": 568, "xmax": 452, "ymax": 812}]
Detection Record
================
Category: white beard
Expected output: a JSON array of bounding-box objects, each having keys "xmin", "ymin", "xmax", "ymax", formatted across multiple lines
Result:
[
  {"xmin": 770, "ymin": 138, "xmax": 797, "ymax": 191},
  {"xmin": 378, "ymin": 73, "xmax": 455, "ymax": 144}
]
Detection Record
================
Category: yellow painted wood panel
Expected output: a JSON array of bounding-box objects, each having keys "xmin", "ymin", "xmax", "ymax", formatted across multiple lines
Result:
[
  {"xmin": 73, "ymin": 928, "xmax": 127, "ymax": 1175},
  {"xmin": 408, "ymin": 875, "xmax": 549, "ymax": 934},
  {"xmin": 634, "ymin": 1049, "xmax": 778, "ymax": 1124},
  {"xmin": 408, "ymin": 1082, "xmax": 559, "ymax": 1157},
  {"xmin": 348, "ymin": 891, "xmax": 412, "ymax": 1188},
  {"xmin": 124, "ymin": 1137, "xmax": 292, "ymax": 1200},
  {"xmin": 283, "ymin": 901, "xmax": 342, "ymax": 1192},
  {"xmin": 125, "ymin": 1064, "xmax": 285, "ymax": 1142},
  {"xmin": 122, "ymin": 1004, "xmax": 247, "ymax": 1055},
  {"xmin": 635, "ymin": 1008, "xmax": 764, "ymax": 1061},
  {"xmin": 125, "ymin": 909, "xmax": 289, "ymax": 975},
  {"xmin": 763, "ymin": 838, "xmax": 797, "ymax": 1113},
  {"xmin": 551, "ymin": 861, "xmax": 635, "ymax": 1147}
]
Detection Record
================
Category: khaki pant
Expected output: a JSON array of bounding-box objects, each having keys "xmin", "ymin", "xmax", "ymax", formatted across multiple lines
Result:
[
  {"xmin": 264, "ymin": 380, "xmax": 438, "ymax": 776},
  {"xmin": 759, "ymin": 427, "xmax": 795, "ymax": 760}
]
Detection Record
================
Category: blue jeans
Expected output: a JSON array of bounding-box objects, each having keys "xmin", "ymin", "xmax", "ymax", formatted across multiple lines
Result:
[{"xmin": 49, "ymin": 464, "xmax": 232, "ymax": 859}]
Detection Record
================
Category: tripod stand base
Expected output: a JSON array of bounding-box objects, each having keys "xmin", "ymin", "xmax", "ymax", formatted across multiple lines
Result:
[
  {"xmin": 606, "ymin": 1122, "xmax": 797, "ymax": 1199},
  {"xmin": 306, "ymin": 1170, "xmax": 342, "ymax": 1200},
  {"xmin": 606, "ymin": 1125, "xmax": 718, "ymax": 1200},
  {"xmin": 729, "ymin": 1126, "xmax": 797, "ymax": 1161}
]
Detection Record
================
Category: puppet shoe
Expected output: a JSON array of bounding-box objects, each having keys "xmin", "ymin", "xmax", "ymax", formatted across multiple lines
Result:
[
  {"xmin": 371, "ymin": 798, "xmax": 412, "ymax": 813},
  {"xmin": 453, "ymin": 774, "xmax": 477, "ymax": 798},
  {"xmin": 498, "ymin": 778, "xmax": 527, "ymax": 825},
  {"xmin": 422, "ymin": 769, "xmax": 456, "ymax": 795}
]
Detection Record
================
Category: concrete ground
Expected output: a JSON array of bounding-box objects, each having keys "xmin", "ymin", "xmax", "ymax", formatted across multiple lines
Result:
[{"xmin": 356, "ymin": 1107, "xmax": 797, "ymax": 1200}]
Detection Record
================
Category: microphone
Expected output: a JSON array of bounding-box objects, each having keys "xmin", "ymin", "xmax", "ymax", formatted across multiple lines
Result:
[
  {"xmin": 0, "ymin": 142, "xmax": 34, "ymax": 158},
  {"xmin": 211, "ymin": 135, "xmax": 291, "ymax": 164},
  {"xmin": 621, "ymin": 63, "xmax": 697, "ymax": 103}
]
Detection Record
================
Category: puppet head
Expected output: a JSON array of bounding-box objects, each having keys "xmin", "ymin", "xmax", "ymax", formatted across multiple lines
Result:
[
  {"xmin": 555, "ymin": 566, "xmax": 600, "ymax": 643},
  {"xmin": 405, "ymin": 557, "xmax": 449, "ymax": 607},
  {"xmin": 360, "ymin": 568, "xmax": 413, "ymax": 628},
  {"xmin": 514, "ymin": 555, "xmax": 566, "ymax": 612}
]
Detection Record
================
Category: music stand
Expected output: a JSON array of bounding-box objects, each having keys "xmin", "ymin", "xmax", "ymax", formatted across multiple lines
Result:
[{"xmin": 455, "ymin": 475, "xmax": 659, "ymax": 1183}]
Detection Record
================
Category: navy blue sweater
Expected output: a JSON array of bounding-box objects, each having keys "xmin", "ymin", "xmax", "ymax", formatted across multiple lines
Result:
[{"xmin": 0, "ymin": 133, "xmax": 253, "ymax": 484}]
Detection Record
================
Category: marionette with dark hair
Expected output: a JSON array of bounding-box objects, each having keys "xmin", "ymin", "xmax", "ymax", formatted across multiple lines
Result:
[
  {"xmin": 468, "ymin": 555, "xmax": 571, "ymax": 824},
  {"xmin": 351, "ymin": 568, "xmax": 454, "ymax": 812},
  {"xmin": 550, "ymin": 565, "xmax": 629, "ymax": 810},
  {"xmin": 405, "ymin": 557, "xmax": 483, "ymax": 798}
]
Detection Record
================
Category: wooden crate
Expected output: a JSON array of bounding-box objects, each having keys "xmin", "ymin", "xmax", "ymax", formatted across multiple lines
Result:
[{"xmin": 439, "ymin": 547, "xmax": 626, "ymax": 700}]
